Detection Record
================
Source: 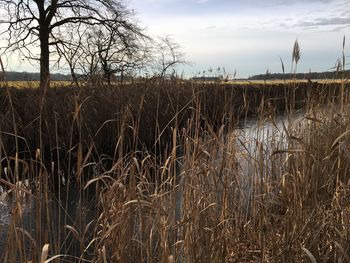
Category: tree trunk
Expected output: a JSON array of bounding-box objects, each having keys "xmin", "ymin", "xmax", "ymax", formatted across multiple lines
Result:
[
  {"xmin": 120, "ymin": 66, "xmax": 124, "ymax": 84},
  {"xmin": 40, "ymin": 26, "xmax": 50, "ymax": 91},
  {"xmin": 70, "ymin": 65, "xmax": 79, "ymax": 87}
]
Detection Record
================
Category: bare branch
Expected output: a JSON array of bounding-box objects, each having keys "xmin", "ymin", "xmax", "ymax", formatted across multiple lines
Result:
[{"xmin": 0, "ymin": 0, "xmax": 146, "ymax": 89}]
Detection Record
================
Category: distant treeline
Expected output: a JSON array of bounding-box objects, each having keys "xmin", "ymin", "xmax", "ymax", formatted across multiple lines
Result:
[
  {"xmin": 191, "ymin": 77, "xmax": 222, "ymax": 81},
  {"xmin": 2, "ymin": 70, "xmax": 350, "ymax": 82},
  {"xmin": 1, "ymin": 71, "xmax": 72, "ymax": 81},
  {"xmin": 249, "ymin": 70, "xmax": 350, "ymax": 80},
  {"xmin": 1, "ymin": 71, "xmax": 135, "ymax": 82}
]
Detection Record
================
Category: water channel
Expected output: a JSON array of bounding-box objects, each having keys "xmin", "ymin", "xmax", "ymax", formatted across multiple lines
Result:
[{"xmin": 0, "ymin": 111, "xmax": 305, "ymax": 258}]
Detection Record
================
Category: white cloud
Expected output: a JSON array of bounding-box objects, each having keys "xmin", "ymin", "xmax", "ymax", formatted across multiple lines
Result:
[{"xmin": 3, "ymin": 0, "xmax": 348, "ymax": 76}]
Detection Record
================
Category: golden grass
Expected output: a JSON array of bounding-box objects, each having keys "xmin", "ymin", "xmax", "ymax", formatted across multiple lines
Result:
[
  {"xmin": 225, "ymin": 79, "xmax": 349, "ymax": 85},
  {"xmin": 1, "ymin": 78, "xmax": 348, "ymax": 88},
  {"xmin": 0, "ymin": 78, "xmax": 349, "ymax": 262},
  {"xmin": 0, "ymin": 80, "xmax": 73, "ymax": 88}
]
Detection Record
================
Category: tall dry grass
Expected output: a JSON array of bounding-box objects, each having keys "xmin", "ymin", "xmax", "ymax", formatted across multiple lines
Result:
[{"xmin": 0, "ymin": 75, "xmax": 349, "ymax": 262}]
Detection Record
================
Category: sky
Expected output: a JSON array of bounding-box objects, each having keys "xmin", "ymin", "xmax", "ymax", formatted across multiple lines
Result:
[
  {"xmin": 128, "ymin": 0, "xmax": 350, "ymax": 78},
  {"xmin": 1, "ymin": 0, "xmax": 349, "ymax": 78}
]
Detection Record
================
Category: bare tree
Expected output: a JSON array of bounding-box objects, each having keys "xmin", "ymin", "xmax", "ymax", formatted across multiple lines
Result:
[
  {"xmin": 0, "ymin": 0, "xmax": 144, "ymax": 91},
  {"xmin": 52, "ymin": 23, "xmax": 102, "ymax": 85},
  {"xmin": 151, "ymin": 36, "xmax": 186, "ymax": 78},
  {"xmin": 96, "ymin": 28, "xmax": 149, "ymax": 84},
  {"xmin": 52, "ymin": 26, "xmax": 149, "ymax": 85},
  {"xmin": 53, "ymin": 23, "xmax": 87, "ymax": 86}
]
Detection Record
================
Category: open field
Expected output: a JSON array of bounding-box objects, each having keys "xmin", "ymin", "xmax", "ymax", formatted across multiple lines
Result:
[
  {"xmin": 0, "ymin": 80, "xmax": 73, "ymax": 89},
  {"xmin": 0, "ymin": 80, "xmax": 350, "ymax": 262},
  {"xmin": 226, "ymin": 79, "xmax": 350, "ymax": 85},
  {"xmin": 1, "ymin": 78, "xmax": 348, "ymax": 89}
]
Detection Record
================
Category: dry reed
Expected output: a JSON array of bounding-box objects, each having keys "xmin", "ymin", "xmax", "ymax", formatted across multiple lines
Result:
[{"xmin": 0, "ymin": 76, "xmax": 349, "ymax": 262}]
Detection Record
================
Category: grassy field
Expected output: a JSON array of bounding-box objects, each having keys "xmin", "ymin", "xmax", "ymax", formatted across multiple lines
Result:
[
  {"xmin": 1, "ymin": 78, "xmax": 348, "ymax": 88},
  {"xmin": 0, "ymin": 80, "xmax": 73, "ymax": 88},
  {"xmin": 0, "ymin": 79, "xmax": 349, "ymax": 262},
  {"xmin": 226, "ymin": 79, "xmax": 349, "ymax": 84}
]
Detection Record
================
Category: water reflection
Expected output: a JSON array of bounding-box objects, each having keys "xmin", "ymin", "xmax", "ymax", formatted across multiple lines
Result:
[
  {"xmin": 0, "ymin": 112, "xmax": 305, "ymax": 256},
  {"xmin": 235, "ymin": 112, "xmax": 304, "ymax": 213}
]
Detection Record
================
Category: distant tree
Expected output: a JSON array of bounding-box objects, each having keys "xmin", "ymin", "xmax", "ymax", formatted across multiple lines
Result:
[
  {"xmin": 0, "ymin": 0, "xmax": 144, "ymax": 91},
  {"xmin": 151, "ymin": 36, "xmax": 186, "ymax": 78},
  {"xmin": 86, "ymin": 27, "xmax": 149, "ymax": 84}
]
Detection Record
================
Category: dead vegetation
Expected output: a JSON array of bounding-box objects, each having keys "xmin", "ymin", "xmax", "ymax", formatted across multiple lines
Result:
[{"xmin": 0, "ymin": 78, "xmax": 349, "ymax": 262}]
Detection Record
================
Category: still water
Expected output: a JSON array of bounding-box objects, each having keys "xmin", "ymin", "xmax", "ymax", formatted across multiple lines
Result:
[{"xmin": 0, "ymin": 112, "xmax": 305, "ymax": 257}]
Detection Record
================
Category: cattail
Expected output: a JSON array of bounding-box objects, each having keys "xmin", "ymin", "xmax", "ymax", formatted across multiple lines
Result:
[
  {"xmin": 336, "ymin": 59, "xmax": 343, "ymax": 73},
  {"xmin": 280, "ymin": 57, "xmax": 285, "ymax": 74},
  {"xmin": 292, "ymin": 39, "xmax": 301, "ymax": 64},
  {"xmin": 35, "ymin": 148, "xmax": 41, "ymax": 160}
]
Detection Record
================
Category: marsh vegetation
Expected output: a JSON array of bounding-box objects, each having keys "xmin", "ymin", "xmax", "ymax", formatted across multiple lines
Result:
[
  {"xmin": 0, "ymin": 1, "xmax": 349, "ymax": 262},
  {"xmin": 0, "ymin": 75, "xmax": 349, "ymax": 262}
]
